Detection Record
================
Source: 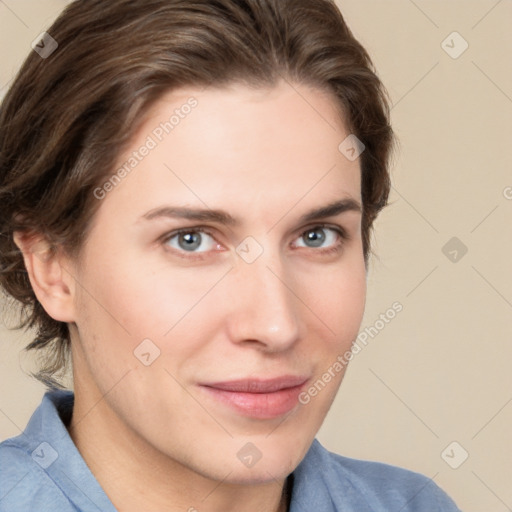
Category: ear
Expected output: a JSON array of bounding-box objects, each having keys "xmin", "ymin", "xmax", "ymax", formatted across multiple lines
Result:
[{"xmin": 13, "ymin": 231, "xmax": 77, "ymax": 323}]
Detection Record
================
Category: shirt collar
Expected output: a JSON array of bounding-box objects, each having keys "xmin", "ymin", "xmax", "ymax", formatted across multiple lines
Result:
[{"xmin": 24, "ymin": 390, "xmax": 117, "ymax": 511}]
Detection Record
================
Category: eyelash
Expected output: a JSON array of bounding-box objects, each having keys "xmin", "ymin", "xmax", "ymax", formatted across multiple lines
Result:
[{"xmin": 160, "ymin": 224, "xmax": 350, "ymax": 261}]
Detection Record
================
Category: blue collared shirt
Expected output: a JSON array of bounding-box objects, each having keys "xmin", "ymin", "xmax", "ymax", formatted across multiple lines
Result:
[{"xmin": 0, "ymin": 390, "xmax": 461, "ymax": 511}]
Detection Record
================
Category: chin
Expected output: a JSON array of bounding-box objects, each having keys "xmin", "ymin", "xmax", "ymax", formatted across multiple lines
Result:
[
  {"xmin": 220, "ymin": 458, "xmax": 297, "ymax": 486},
  {"xmin": 218, "ymin": 436, "xmax": 309, "ymax": 484},
  {"xmin": 176, "ymin": 435, "xmax": 304, "ymax": 486}
]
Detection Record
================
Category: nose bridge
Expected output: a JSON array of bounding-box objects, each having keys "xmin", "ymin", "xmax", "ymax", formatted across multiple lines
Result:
[{"xmin": 227, "ymin": 249, "xmax": 301, "ymax": 349}]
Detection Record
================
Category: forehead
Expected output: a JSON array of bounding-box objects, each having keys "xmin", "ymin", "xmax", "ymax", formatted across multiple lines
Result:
[{"xmin": 103, "ymin": 80, "xmax": 361, "ymax": 223}]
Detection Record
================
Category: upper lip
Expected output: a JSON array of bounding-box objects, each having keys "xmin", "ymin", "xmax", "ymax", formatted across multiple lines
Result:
[{"xmin": 201, "ymin": 376, "xmax": 309, "ymax": 393}]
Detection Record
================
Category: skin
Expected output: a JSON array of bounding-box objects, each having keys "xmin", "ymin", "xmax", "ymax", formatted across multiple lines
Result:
[{"xmin": 15, "ymin": 80, "xmax": 366, "ymax": 512}]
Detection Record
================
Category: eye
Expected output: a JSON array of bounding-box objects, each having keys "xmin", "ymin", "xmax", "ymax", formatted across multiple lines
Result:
[
  {"xmin": 294, "ymin": 225, "xmax": 346, "ymax": 251},
  {"xmin": 161, "ymin": 224, "xmax": 348, "ymax": 260},
  {"xmin": 164, "ymin": 229, "xmax": 218, "ymax": 253}
]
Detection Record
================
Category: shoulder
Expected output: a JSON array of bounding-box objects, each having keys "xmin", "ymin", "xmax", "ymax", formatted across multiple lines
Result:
[
  {"xmin": 0, "ymin": 390, "xmax": 82, "ymax": 511},
  {"xmin": 0, "ymin": 390, "xmax": 116, "ymax": 512},
  {"xmin": 0, "ymin": 437, "xmax": 74, "ymax": 511},
  {"xmin": 293, "ymin": 439, "xmax": 462, "ymax": 511}
]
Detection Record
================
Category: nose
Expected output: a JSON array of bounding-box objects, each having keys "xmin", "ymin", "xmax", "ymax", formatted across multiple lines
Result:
[{"xmin": 224, "ymin": 252, "xmax": 302, "ymax": 352}]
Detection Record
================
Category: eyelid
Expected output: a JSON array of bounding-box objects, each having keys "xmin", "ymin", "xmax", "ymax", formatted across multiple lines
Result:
[
  {"xmin": 290, "ymin": 223, "xmax": 349, "ymax": 254},
  {"xmin": 161, "ymin": 226, "xmax": 216, "ymax": 243},
  {"xmin": 295, "ymin": 222, "xmax": 350, "ymax": 241},
  {"xmin": 160, "ymin": 227, "xmax": 221, "ymax": 256}
]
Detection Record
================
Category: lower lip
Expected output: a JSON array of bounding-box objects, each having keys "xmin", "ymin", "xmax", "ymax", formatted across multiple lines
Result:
[{"xmin": 199, "ymin": 384, "xmax": 306, "ymax": 419}]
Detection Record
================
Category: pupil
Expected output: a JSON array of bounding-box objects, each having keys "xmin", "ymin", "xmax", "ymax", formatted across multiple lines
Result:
[
  {"xmin": 305, "ymin": 228, "xmax": 325, "ymax": 247},
  {"xmin": 179, "ymin": 232, "xmax": 201, "ymax": 251}
]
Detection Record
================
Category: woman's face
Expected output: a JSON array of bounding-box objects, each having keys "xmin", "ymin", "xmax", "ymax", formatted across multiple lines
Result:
[{"xmin": 68, "ymin": 80, "xmax": 366, "ymax": 484}]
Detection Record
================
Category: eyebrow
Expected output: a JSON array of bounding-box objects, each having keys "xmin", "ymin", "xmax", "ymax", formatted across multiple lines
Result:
[{"xmin": 140, "ymin": 198, "xmax": 362, "ymax": 226}]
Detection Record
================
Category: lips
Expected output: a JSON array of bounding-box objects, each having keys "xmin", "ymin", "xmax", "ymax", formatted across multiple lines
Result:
[
  {"xmin": 199, "ymin": 376, "xmax": 309, "ymax": 419},
  {"xmin": 203, "ymin": 376, "xmax": 308, "ymax": 393}
]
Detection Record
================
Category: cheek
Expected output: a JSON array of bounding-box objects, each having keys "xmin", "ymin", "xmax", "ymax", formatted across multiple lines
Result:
[
  {"xmin": 73, "ymin": 249, "xmax": 227, "ymax": 367},
  {"xmin": 78, "ymin": 243, "xmax": 194, "ymax": 331},
  {"xmin": 300, "ymin": 254, "xmax": 366, "ymax": 345}
]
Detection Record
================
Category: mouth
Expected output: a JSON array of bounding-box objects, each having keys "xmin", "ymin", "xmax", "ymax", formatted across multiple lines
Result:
[{"xmin": 199, "ymin": 376, "xmax": 309, "ymax": 419}]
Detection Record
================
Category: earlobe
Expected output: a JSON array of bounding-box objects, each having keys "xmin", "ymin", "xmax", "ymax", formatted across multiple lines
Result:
[{"xmin": 13, "ymin": 232, "xmax": 77, "ymax": 323}]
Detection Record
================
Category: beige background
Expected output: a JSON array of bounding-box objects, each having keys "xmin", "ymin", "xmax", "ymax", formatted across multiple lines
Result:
[{"xmin": 1, "ymin": 1, "xmax": 511, "ymax": 510}]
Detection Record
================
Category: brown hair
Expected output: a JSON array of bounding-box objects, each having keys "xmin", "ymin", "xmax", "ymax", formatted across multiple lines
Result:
[{"xmin": 0, "ymin": 0, "xmax": 394, "ymax": 389}]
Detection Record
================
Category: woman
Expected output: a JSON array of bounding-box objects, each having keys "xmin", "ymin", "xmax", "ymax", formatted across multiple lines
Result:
[{"xmin": 0, "ymin": 0, "xmax": 461, "ymax": 510}]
